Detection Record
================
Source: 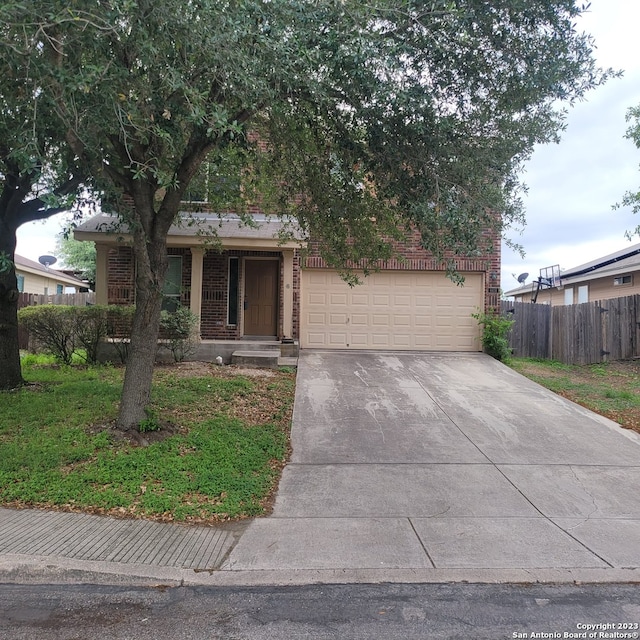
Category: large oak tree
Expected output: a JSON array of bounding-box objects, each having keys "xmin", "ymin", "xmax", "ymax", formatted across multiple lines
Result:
[
  {"xmin": 0, "ymin": 5, "xmax": 86, "ymax": 389},
  {"xmin": 1, "ymin": 1, "xmax": 609, "ymax": 427}
]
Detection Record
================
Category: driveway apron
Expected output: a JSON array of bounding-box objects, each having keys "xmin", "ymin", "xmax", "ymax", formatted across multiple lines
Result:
[{"xmin": 225, "ymin": 351, "xmax": 640, "ymax": 573}]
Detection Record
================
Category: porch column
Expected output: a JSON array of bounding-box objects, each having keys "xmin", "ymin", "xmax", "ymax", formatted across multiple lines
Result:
[
  {"xmin": 189, "ymin": 246, "xmax": 205, "ymax": 338},
  {"xmin": 95, "ymin": 244, "xmax": 109, "ymax": 305},
  {"xmin": 282, "ymin": 249, "xmax": 294, "ymax": 339}
]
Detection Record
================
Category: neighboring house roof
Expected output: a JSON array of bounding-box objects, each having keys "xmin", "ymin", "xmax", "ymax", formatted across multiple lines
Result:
[
  {"xmin": 503, "ymin": 282, "xmax": 537, "ymax": 298},
  {"xmin": 504, "ymin": 242, "xmax": 640, "ymax": 298},
  {"xmin": 15, "ymin": 254, "xmax": 87, "ymax": 288},
  {"xmin": 74, "ymin": 212, "xmax": 305, "ymax": 247}
]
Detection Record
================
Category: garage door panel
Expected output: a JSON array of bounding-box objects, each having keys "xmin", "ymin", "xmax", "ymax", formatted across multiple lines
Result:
[
  {"xmin": 329, "ymin": 293, "xmax": 348, "ymax": 305},
  {"xmin": 350, "ymin": 333, "xmax": 370, "ymax": 346},
  {"xmin": 308, "ymin": 292, "xmax": 327, "ymax": 305},
  {"xmin": 301, "ymin": 270, "xmax": 482, "ymax": 351}
]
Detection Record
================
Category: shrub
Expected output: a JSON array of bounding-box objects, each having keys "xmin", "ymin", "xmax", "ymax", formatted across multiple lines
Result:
[
  {"xmin": 105, "ymin": 306, "xmax": 136, "ymax": 363},
  {"xmin": 472, "ymin": 309, "xmax": 514, "ymax": 362},
  {"xmin": 18, "ymin": 303, "xmax": 198, "ymax": 365},
  {"xmin": 18, "ymin": 305, "xmax": 77, "ymax": 364},
  {"xmin": 74, "ymin": 305, "xmax": 111, "ymax": 364},
  {"xmin": 159, "ymin": 305, "xmax": 198, "ymax": 362},
  {"xmin": 18, "ymin": 305, "xmax": 132, "ymax": 365}
]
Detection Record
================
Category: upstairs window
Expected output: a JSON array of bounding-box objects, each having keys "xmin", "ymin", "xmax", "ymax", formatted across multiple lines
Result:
[
  {"xmin": 614, "ymin": 275, "xmax": 632, "ymax": 286},
  {"xmin": 184, "ymin": 150, "xmax": 242, "ymax": 205}
]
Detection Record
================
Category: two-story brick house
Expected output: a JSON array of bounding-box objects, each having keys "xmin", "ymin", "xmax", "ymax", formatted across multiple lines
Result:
[{"xmin": 75, "ymin": 210, "xmax": 501, "ymax": 354}]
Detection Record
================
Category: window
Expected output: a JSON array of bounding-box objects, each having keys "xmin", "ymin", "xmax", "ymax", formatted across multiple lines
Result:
[
  {"xmin": 564, "ymin": 288, "xmax": 574, "ymax": 305},
  {"xmin": 228, "ymin": 257, "xmax": 239, "ymax": 325},
  {"xmin": 56, "ymin": 284, "xmax": 64, "ymax": 294},
  {"xmin": 16, "ymin": 274, "xmax": 24, "ymax": 292},
  {"xmin": 578, "ymin": 285, "xmax": 588, "ymax": 304},
  {"xmin": 614, "ymin": 274, "xmax": 632, "ymax": 286},
  {"xmin": 162, "ymin": 256, "xmax": 182, "ymax": 312},
  {"xmin": 184, "ymin": 152, "xmax": 241, "ymax": 204}
]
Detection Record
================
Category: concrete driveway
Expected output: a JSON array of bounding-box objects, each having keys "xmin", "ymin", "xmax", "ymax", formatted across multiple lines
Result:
[{"xmin": 225, "ymin": 351, "xmax": 640, "ymax": 581}]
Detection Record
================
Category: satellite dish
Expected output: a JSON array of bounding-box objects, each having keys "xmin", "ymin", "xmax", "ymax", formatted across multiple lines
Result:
[
  {"xmin": 517, "ymin": 272, "xmax": 529, "ymax": 284},
  {"xmin": 38, "ymin": 255, "xmax": 57, "ymax": 268}
]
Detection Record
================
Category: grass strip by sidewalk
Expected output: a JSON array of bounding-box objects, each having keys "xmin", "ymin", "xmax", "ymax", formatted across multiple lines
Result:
[
  {"xmin": 0, "ymin": 356, "xmax": 295, "ymax": 523},
  {"xmin": 508, "ymin": 357, "xmax": 640, "ymax": 435}
]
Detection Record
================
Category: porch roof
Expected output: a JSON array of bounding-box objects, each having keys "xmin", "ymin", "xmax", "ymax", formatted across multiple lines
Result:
[{"xmin": 74, "ymin": 212, "xmax": 305, "ymax": 250}]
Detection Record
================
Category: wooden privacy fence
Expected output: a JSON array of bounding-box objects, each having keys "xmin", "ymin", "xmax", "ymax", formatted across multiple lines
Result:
[
  {"xmin": 17, "ymin": 292, "xmax": 96, "ymax": 309},
  {"xmin": 17, "ymin": 292, "xmax": 96, "ymax": 350},
  {"xmin": 504, "ymin": 295, "xmax": 640, "ymax": 365}
]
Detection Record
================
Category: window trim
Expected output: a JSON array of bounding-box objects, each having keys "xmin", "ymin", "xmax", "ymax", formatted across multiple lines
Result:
[
  {"xmin": 613, "ymin": 274, "xmax": 632, "ymax": 286},
  {"xmin": 577, "ymin": 284, "xmax": 588, "ymax": 304},
  {"xmin": 162, "ymin": 255, "xmax": 183, "ymax": 312}
]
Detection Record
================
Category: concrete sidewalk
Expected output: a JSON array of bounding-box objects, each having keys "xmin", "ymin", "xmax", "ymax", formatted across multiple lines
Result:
[{"xmin": 2, "ymin": 351, "xmax": 640, "ymax": 586}]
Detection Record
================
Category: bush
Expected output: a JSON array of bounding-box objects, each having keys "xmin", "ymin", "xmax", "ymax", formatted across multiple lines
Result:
[
  {"xmin": 19, "ymin": 303, "xmax": 198, "ymax": 365},
  {"xmin": 105, "ymin": 306, "xmax": 136, "ymax": 364},
  {"xmin": 18, "ymin": 305, "xmax": 130, "ymax": 365},
  {"xmin": 159, "ymin": 305, "xmax": 198, "ymax": 362},
  {"xmin": 472, "ymin": 309, "xmax": 514, "ymax": 362},
  {"xmin": 18, "ymin": 305, "xmax": 77, "ymax": 364},
  {"xmin": 73, "ymin": 306, "xmax": 111, "ymax": 364}
]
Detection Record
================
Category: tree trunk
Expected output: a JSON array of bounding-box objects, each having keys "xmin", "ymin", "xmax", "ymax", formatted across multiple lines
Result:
[
  {"xmin": 0, "ymin": 224, "xmax": 24, "ymax": 390},
  {"xmin": 116, "ymin": 228, "xmax": 168, "ymax": 431}
]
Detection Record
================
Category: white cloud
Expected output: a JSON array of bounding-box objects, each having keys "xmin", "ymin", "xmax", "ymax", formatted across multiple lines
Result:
[{"xmin": 502, "ymin": 0, "xmax": 640, "ymax": 291}]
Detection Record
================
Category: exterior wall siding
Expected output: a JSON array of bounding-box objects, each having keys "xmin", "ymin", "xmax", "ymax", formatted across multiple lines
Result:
[{"xmin": 513, "ymin": 272, "xmax": 640, "ymax": 306}]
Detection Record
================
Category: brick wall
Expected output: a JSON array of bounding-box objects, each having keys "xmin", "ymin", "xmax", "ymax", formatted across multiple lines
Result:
[
  {"xmin": 200, "ymin": 251, "xmax": 236, "ymax": 339},
  {"xmin": 107, "ymin": 246, "xmax": 135, "ymax": 304}
]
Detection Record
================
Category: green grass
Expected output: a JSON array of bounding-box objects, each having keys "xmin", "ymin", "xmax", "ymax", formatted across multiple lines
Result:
[
  {"xmin": 508, "ymin": 357, "xmax": 640, "ymax": 432},
  {"xmin": 0, "ymin": 360, "xmax": 295, "ymax": 521}
]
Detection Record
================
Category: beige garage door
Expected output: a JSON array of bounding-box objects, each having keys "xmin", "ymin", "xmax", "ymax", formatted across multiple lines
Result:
[{"xmin": 301, "ymin": 270, "xmax": 483, "ymax": 351}]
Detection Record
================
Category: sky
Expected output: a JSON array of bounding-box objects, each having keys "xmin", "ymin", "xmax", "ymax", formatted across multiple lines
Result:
[
  {"xmin": 500, "ymin": 0, "xmax": 640, "ymax": 292},
  {"xmin": 15, "ymin": 0, "xmax": 640, "ymax": 284}
]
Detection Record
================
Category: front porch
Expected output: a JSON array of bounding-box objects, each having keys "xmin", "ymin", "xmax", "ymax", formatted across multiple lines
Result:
[{"xmin": 77, "ymin": 212, "xmax": 304, "ymax": 348}]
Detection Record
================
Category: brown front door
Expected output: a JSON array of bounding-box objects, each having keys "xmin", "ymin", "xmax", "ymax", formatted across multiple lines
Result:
[{"xmin": 244, "ymin": 259, "xmax": 278, "ymax": 336}]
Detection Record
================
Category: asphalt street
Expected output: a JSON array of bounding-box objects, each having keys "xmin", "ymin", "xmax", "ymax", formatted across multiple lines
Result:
[{"xmin": 1, "ymin": 582, "xmax": 639, "ymax": 640}]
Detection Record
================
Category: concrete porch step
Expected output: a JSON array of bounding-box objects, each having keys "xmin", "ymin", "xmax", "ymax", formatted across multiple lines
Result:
[{"xmin": 231, "ymin": 350, "xmax": 280, "ymax": 368}]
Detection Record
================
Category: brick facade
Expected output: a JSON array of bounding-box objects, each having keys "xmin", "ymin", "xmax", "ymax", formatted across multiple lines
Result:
[
  {"xmin": 105, "ymin": 245, "xmax": 292, "ymax": 340},
  {"xmin": 103, "ymin": 223, "xmax": 500, "ymax": 342}
]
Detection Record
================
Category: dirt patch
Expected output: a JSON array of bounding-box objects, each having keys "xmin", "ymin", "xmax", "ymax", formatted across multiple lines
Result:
[
  {"xmin": 155, "ymin": 361, "xmax": 278, "ymax": 379},
  {"xmin": 87, "ymin": 420, "xmax": 186, "ymax": 446},
  {"xmin": 87, "ymin": 362, "xmax": 293, "ymax": 445}
]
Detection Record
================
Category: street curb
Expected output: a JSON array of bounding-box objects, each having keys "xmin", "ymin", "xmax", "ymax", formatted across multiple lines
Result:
[{"xmin": 2, "ymin": 554, "xmax": 639, "ymax": 588}]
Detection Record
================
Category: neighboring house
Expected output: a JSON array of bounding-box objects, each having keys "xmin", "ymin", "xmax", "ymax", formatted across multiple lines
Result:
[
  {"xmin": 505, "ymin": 243, "xmax": 640, "ymax": 305},
  {"xmin": 15, "ymin": 254, "xmax": 87, "ymax": 295},
  {"xmin": 74, "ymin": 211, "xmax": 501, "ymax": 352}
]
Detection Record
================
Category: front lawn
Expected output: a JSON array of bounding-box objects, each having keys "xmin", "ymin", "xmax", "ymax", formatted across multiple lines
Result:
[
  {"xmin": 0, "ymin": 358, "xmax": 295, "ymax": 522},
  {"xmin": 508, "ymin": 358, "xmax": 640, "ymax": 435}
]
